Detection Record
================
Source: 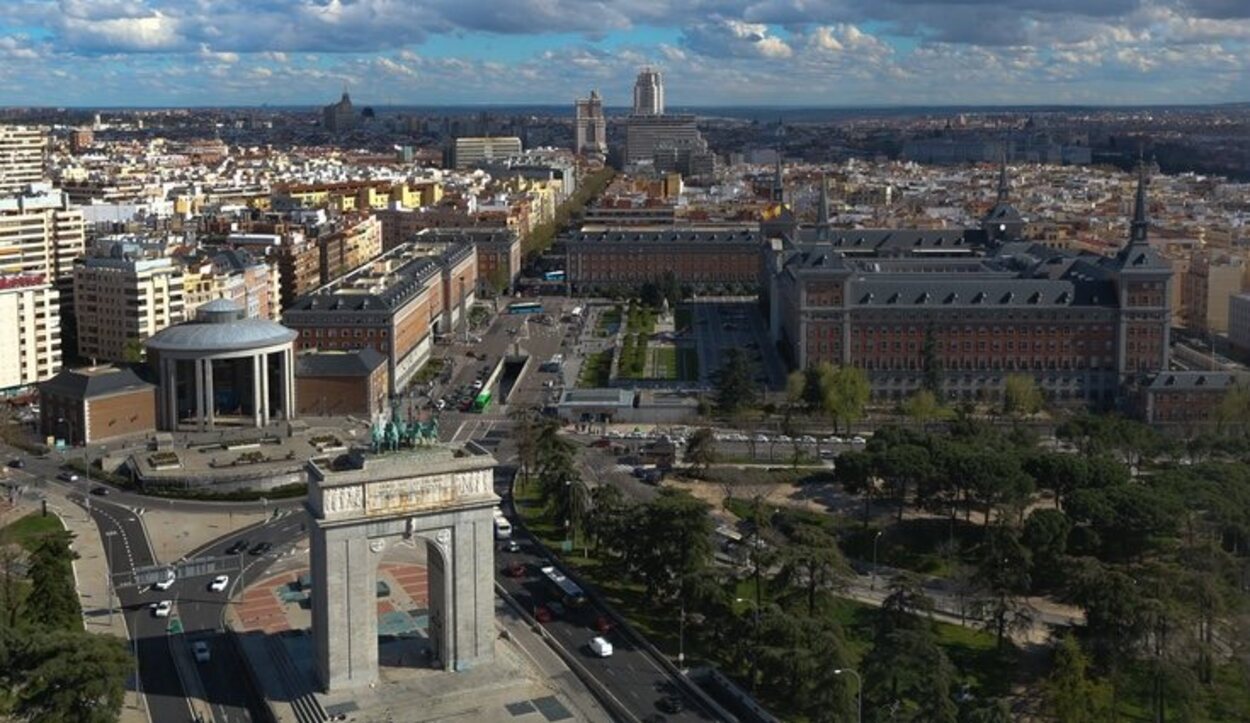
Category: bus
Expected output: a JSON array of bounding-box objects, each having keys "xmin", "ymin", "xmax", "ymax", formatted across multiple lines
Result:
[
  {"xmin": 507, "ymin": 301, "xmax": 543, "ymax": 315},
  {"xmin": 540, "ymin": 565, "xmax": 588, "ymax": 607},
  {"xmin": 543, "ymin": 270, "xmax": 566, "ymax": 282},
  {"xmin": 472, "ymin": 389, "xmax": 493, "ymax": 412},
  {"xmin": 493, "ymin": 510, "xmax": 513, "ymax": 539}
]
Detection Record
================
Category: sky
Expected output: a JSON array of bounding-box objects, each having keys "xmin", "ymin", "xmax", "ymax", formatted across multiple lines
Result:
[{"xmin": 1, "ymin": 0, "xmax": 1248, "ymax": 108}]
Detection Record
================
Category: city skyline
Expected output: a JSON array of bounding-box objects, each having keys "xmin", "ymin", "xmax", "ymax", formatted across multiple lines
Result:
[{"xmin": 0, "ymin": 1, "xmax": 1248, "ymax": 107}]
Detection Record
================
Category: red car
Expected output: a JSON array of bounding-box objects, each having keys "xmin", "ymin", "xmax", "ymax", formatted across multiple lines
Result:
[
  {"xmin": 534, "ymin": 605, "xmax": 553, "ymax": 623},
  {"xmin": 594, "ymin": 615, "xmax": 615, "ymax": 634},
  {"xmin": 503, "ymin": 562, "xmax": 526, "ymax": 578}
]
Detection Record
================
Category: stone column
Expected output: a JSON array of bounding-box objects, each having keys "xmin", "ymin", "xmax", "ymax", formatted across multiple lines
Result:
[
  {"xmin": 194, "ymin": 359, "xmax": 205, "ymax": 432},
  {"xmin": 252, "ymin": 354, "xmax": 263, "ymax": 428},
  {"xmin": 311, "ymin": 525, "xmax": 378, "ymax": 690},
  {"xmin": 260, "ymin": 351, "xmax": 271, "ymax": 426},
  {"xmin": 204, "ymin": 358, "xmax": 215, "ymax": 430},
  {"xmin": 285, "ymin": 348, "xmax": 296, "ymax": 420}
]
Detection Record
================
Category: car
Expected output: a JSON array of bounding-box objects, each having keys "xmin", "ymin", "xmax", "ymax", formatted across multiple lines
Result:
[
  {"xmin": 827, "ymin": 435, "xmax": 844, "ymax": 444},
  {"xmin": 801, "ymin": 435, "xmax": 818, "ymax": 445},
  {"xmin": 850, "ymin": 435, "xmax": 867, "ymax": 445},
  {"xmin": 225, "ymin": 540, "xmax": 248, "ymax": 555},
  {"xmin": 57, "ymin": 472, "xmax": 79, "ymax": 482},
  {"xmin": 7, "ymin": 458, "xmax": 24, "ymax": 469},
  {"xmin": 209, "ymin": 575, "xmax": 230, "ymax": 592},
  {"xmin": 502, "ymin": 539, "xmax": 521, "ymax": 553},
  {"xmin": 775, "ymin": 434, "xmax": 792, "ymax": 443},
  {"xmin": 503, "ymin": 561, "xmax": 526, "ymax": 578},
  {"xmin": 191, "ymin": 640, "xmax": 210, "ymax": 663},
  {"xmin": 249, "ymin": 541, "xmax": 273, "ymax": 556},
  {"xmin": 151, "ymin": 600, "xmax": 173, "ymax": 618},
  {"xmin": 819, "ymin": 449, "xmax": 836, "ymax": 460},
  {"xmin": 153, "ymin": 573, "xmax": 176, "ymax": 591},
  {"xmin": 90, "ymin": 485, "xmax": 109, "ymax": 496},
  {"xmin": 534, "ymin": 605, "xmax": 553, "ymax": 623},
  {"xmin": 547, "ymin": 600, "xmax": 567, "ymax": 618},
  {"xmin": 435, "ymin": 399, "xmax": 446, "ymax": 411},
  {"xmin": 588, "ymin": 636, "xmax": 614, "ymax": 657},
  {"xmin": 594, "ymin": 614, "xmax": 615, "ymax": 634},
  {"xmin": 656, "ymin": 695, "xmax": 685, "ymax": 714},
  {"xmin": 753, "ymin": 434, "xmax": 769, "ymax": 443}
]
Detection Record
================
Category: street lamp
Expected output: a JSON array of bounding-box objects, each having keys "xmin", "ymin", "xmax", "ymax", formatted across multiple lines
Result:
[
  {"xmin": 834, "ymin": 668, "xmax": 862, "ymax": 723},
  {"xmin": 871, "ymin": 530, "xmax": 884, "ymax": 591}
]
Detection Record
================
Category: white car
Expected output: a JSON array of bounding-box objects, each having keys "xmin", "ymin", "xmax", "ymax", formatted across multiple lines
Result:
[
  {"xmin": 209, "ymin": 575, "xmax": 230, "ymax": 592},
  {"xmin": 191, "ymin": 640, "xmax": 210, "ymax": 663},
  {"xmin": 151, "ymin": 600, "xmax": 173, "ymax": 618},
  {"xmin": 776, "ymin": 434, "xmax": 792, "ymax": 443},
  {"xmin": 851, "ymin": 436, "xmax": 867, "ymax": 445},
  {"xmin": 754, "ymin": 434, "xmax": 769, "ymax": 443},
  {"xmin": 827, "ymin": 436, "xmax": 844, "ymax": 444},
  {"xmin": 588, "ymin": 636, "xmax": 614, "ymax": 658},
  {"xmin": 153, "ymin": 573, "xmax": 176, "ymax": 591},
  {"xmin": 801, "ymin": 435, "xmax": 817, "ymax": 445}
]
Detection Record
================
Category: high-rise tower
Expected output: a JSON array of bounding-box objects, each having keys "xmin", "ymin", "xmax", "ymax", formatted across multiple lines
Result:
[
  {"xmin": 0, "ymin": 125, "xmax": 46, "ymax": 196},
  {"xmin": 632, "ymin": 67, "xmax": 664, "ymax": 116},
  {"xmin": 574, "ymin": 90, "xmax": 607, "ymax": 156}
]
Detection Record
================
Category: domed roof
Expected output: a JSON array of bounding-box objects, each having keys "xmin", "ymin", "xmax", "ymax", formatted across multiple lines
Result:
[{"xmin": 145, "ymin": 301, "xmax": 297, "ymax": 354}]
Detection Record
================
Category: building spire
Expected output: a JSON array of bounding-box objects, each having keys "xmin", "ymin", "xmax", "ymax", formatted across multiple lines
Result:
[
  {"xmin": 816, "ymin": 174, "xmax": 831, "ymax": 227},
  {"xmin": 1129, "ymin": 160, "xmax": 1149, "ymax": 246},
  {"xmin": 996, "ymin": 148, "xmax": 1010, "ymax": 204}
]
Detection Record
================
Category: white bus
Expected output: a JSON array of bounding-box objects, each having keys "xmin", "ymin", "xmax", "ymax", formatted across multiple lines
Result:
[{"xmin": 493, "ymin": 510, "xmax": 513, "ymax": 540}]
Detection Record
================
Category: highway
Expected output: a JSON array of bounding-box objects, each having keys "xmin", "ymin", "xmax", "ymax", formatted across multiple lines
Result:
[{"xmin": 494, "ymin": 471, "xmax": 719, "ymax": 723}]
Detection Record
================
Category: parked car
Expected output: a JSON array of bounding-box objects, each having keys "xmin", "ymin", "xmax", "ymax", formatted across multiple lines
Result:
[
  {"xmin": 191, "ymin": 640, "xmax": 210, "ymax": 663},
  {"xmin": 850, "ymin": 436, "xmax": 867, "ymax": 445},
  {"xmin": 151, "ymin": 600, "xmax": 173, "ymax": 618},
  {"xmin": 209, "ymin": 575, "xmax": 230, "ymax": 592}
]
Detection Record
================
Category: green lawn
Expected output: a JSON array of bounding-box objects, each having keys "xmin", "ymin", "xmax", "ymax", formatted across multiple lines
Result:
[
  {"xmin": 596, "ymin": 306, "xmax": 622, "ymax": 336},
  {"xmin": 652, "ymin": 347, "xmax": 678, "ymax": 380},
  {"xmin": 0, "ymin": 512, "xmax": 64, "ymax": 550},
  {"xmin": 577, "ymin": 350, "xmax": 613, "ymax": 387},
  {"xmin": 411, "ymin": 357, "xmax": 447, "ymax": 384},
  {"xmin": 626, "ymin": 304, "xmax": 657, "ymax": 335}
]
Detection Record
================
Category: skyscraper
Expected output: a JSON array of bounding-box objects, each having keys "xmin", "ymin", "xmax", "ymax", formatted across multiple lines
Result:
[
  {"xmin": 323, "ymin": 91, "xmax": 357, "ymax": 133},
  {"xmin": 0, "ymin": 125, "xmax": 46, "ymax": 196},
  {"xmin": 574, "ymin": 90, "xmax": 607, "ymax": 156},
  {"xmin": 632, "ymin": 67, "xmax": 664, "ymax": 116}
]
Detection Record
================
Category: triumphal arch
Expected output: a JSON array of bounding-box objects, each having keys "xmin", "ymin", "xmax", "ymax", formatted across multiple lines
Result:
[{"xmin": 306, "ymin": 444, "xmax": 498, "ymax": 691}]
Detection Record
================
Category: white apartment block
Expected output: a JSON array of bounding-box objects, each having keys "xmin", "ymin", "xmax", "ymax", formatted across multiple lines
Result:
[
  {"xmin": 0, "ymin": 125, "xmax": 46, "ymax": 196},
  {"xmin": 0, "ymin": 275, "xmax": 60, "ymax": 391},
  {"xmin": 453, "ymin": 137, "xmax": 523, "ymax": 170}
]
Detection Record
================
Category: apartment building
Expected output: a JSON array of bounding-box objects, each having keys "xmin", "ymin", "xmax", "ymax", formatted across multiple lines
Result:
[
  {"xmin": 0, "ymin": 274, "xmax": 60, "ymax": 392},
  {"xmin": 453, "ymin": 137, "xmax": 522, "ymax": 170},
  {"xmin": 318, "ymin": 214, "xmax": 382, "ymax": 288},
  {"xmin": 1183, "ymin": 251, "xmax": 1247, "ymax": 334},
  {"xmin": 73, "ymin": 253, "xmax": 185, "ymax": 362},
  {"xmin": 0, "ymin": 125, "xmax": 46, "ymax": 196}
]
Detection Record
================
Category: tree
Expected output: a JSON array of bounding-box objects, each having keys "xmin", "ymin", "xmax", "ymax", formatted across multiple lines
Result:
[
  {"xmin": 15, "ymin": 630, "xmax": 131, "ymax": 723},
  {"xmin": 1002, "ymin": 374, "xmax": 1043, "ymax": 417},
  {"xmin": 801, "ymin": 363, "xmax": 829, "ymax": 411},
  {"xmin": 1022, "ymin": 508, "xmax": 1072, "ymax": 592},
  {"xmin": 971, "ymin": 525, "xmax": 1033, "ymax": 652},
  {"xmin": 1065, "ymin": 483, "xmax": 1183, "ymax": 560},
  {"xmin": 822, "ymin": 366, "xmax": 870, "ymax": 434},
  {"xmin": 834, "ymin": 449, "xmax": 877, "ymax": 527},
  {"xmin": 754, "ymin": 609, "xmax": 853, "ymax": 720},
  {"xmin": 25, "ymin": 530, "xmax": 82, "ymax": 631},
  {"xmin": 509, "ymin": 406, "xmax": 542, "ymax": 490},
  {"xmin": 1046, "ymin": 634, "xmax": 1112, "ymax": 723},
  {"xmin": 775, "ymin": 523, "xmax": 848, "ymax": 616},
  {"xmin": 862, "ymin": 576, "xmax": 959, "ymax": 723},
  {"xmin": 631, "ymin": 489, "xmax": 713, "ymax": 603},
  {"xmin": 902, "ymin": 390, "xmax": 942, "ymax": 431},
  {"xmin": 684, "ymin": 427, "xmax": 718, "ymax": 478},
  {"xmin": 713, "ymin": 348, "xmax": 758, "ymax": 416},
  {"xmin": 584, "ymin": 484, "xmax": 630, "ymax": 559},
  {"xmin": 876, "ymin": 444, "xmax": 934, "ymax": 522},
  {"xmin": 120, "ymin": 338, "xmax": 144, "ymax": 364}
]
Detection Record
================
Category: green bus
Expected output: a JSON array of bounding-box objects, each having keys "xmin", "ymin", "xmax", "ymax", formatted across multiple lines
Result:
[{"xmin": 472, "ymin": 389, "xmax": 493, "ymax": 412}]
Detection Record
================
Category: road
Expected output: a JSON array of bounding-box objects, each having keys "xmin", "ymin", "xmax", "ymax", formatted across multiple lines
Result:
[{"xmin": 494, "ymin": 473, "xmax": 719, "ymax": 723}]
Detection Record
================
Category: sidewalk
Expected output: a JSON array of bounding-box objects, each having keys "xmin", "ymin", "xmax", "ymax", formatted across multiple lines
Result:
[{"xmin": 9, "ymin": 484, "xmax": 149, "ymax": 723}]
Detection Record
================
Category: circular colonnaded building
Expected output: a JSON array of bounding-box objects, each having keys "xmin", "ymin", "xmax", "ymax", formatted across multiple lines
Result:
[{"xmin": 145, "ymin": 299, "xmax": 298, "ymax": 431}]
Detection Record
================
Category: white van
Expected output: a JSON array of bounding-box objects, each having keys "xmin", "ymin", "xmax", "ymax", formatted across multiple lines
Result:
[{"xmin": 494, "ymin": 514, "xmax": 513, "ymax": 540}]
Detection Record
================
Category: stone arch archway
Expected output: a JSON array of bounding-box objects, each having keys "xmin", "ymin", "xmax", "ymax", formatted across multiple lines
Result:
[{"xmin": 307, "ymin": 448, "xmax": 497, "ymax": 691}]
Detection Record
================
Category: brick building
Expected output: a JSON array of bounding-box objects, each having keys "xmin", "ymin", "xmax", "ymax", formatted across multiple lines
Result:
[
  {"xmin": 282, "ymin": 240, "xmax": 475, "ymax": 394},
  {"xmin": 318, "ymin": 215, "xmax": 382, "ymax": 288},
  {"xmin": 565, "ymin": 226, "xmax": 761, "ymax": 294},
  {"xmin": 295, "ymin": 348, "xmax": 388, "ymax": 418},
  {"xmin": 38, "ymin": 365, "xmax": 155, "ymax": 445},
  {"xmin": 1138, "ymin": 371, "xmax": 1243, "ymax": 427},
  {"xmin": 419, "ymin": 228, "xmax": 521, "ymax": 296},
  {"xmin": 762, "ymin": 165, "xmax": 1172, "ymax": 405}
]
